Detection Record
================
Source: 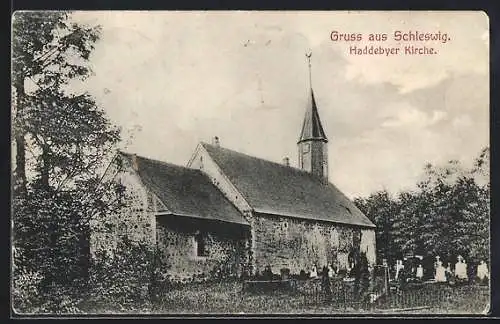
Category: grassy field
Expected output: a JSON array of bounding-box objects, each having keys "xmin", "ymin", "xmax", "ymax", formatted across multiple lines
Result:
[
  {"xmin": 89, "ymin": 280, "xmax": 487, "ymax": 315},
  {"xmin": 81, "ymin": 279, "xmax": 489, "ymax": 315}
]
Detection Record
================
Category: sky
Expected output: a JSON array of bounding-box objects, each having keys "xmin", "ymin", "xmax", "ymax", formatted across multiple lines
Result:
[{"xmin": 67, "ymin": 11, "xmax": 488, "ymax": 198}]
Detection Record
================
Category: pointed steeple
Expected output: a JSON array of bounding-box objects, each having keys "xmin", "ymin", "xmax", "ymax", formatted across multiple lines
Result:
[
  {"xmin": 298, "ymin": 51, "xmax": 328, "ymax": 144},
  {"xmin": 297, "ymin": 51, "xmax": 329, "ymax": 181},
  {"xmin": 298, "ymin": 88, "xmax": 328, "ymax": 144}
]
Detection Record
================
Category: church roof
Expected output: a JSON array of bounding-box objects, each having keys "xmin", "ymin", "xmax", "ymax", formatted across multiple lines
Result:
[
  {"xmin": 201, "ymin": 143, "xmax": 375, "ymax": 228},
  {"xmin": 298, "ymin": 89, "xmax": 328, "ymax": 144},
  {"xmin": 120, "ymin": 152, "xmax": 249, "ymax": 226}
]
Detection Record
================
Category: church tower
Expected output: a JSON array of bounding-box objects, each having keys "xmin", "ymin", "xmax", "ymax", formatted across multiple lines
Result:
[{"xmin": 298, "ymin": 52, "xmax": 328, "ymax": 181}]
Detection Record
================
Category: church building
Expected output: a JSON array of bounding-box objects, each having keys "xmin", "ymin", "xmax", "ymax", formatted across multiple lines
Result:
[{"xmin": 91, "ymin": 62, "xmax": 376, "ymax": 282}]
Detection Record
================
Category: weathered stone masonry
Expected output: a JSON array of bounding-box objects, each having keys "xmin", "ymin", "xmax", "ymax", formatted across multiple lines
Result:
[
  {"xmin": 251, "ymin": 212, "xmax": 376, "ymax": 275},
  {"xmin": 90, "ymin": 155, "xmax": 251, "ymax": 283},
  {"xmin": 90, "ymin": 160, "xmax": 156, "ymax": 257},
  {"xmin": 155, "ymin": 216, "xmax": 250, "ymax": 281}
]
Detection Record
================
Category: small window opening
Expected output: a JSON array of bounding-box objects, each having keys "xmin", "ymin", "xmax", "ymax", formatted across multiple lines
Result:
[{"xmin": 194, "ymin": 232, "xmax": 208, "ymax": 257}]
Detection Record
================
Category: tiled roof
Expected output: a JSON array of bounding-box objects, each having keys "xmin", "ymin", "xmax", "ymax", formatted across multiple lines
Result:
[
  {"xmin": 202, "ymin": 143, "xmax": 375, "ymax": 228},
  {"xmin": 120, "ymin": 152, "xmax": 249, "ymax": 226}
]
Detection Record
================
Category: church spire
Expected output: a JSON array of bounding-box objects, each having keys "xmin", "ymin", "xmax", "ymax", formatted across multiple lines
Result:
[
  {"xmin": 298, "ymin": 89, "xmax": 328, "ymax": 144},
  {"xmin": 297, "ymin": 51, "xmax": 329, "ymax": 181},
  {"xmin": 298, "ymin": 52, "xmax": 328, "ymax": 144}
]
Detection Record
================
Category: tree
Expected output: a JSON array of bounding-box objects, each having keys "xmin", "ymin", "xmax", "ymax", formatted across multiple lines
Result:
[
  {"xmin": 12, "ymin": 11, "xmax": 119, "ymax": 193},
  {"xmin": 354, "ymin": 147, "xmax": 490, "ymax": 270},
  {"xmin": 354, "ymin": 190, "xmax": 400, "ymax": 266},
  {"xmin": 12, "ymin": 11, "xmax": 121, "ymax": 310},
  {"xmin": 416, "ymin": 154, "xmax": 489, "ymax": 264}
]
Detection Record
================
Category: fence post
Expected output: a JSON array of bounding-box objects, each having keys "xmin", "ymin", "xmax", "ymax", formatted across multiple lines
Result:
[
  {"xmin": 315, "ymin": 283, "xmax": 318, "ymax": 305},
  {"xmin": 385, "ymin": 264, "xmax": 390, "ymax": 296},
  {"xmin": 344, "ymin": 286, "xmax": 347, "ymax": 310}
]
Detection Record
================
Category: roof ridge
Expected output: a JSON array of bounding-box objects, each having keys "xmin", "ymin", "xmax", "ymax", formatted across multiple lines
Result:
[
  {"xmin": 121, "ymin": 151, "xmax": 200, "ymax": 173},
  {"xmin": 120, "ymin": 150, "xmax": 248, "ymax": 226},
  {"xmin": 201, "ymin": 142, "xmax": 320, "ymax": 178},
  {"xmin": 200, "ymin": 142, "xmax": 374, "ymax": 227}
]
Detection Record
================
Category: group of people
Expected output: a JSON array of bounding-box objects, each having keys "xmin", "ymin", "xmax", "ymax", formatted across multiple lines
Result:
[{"xmin": 394, "ymin": 255, "xmax": 489, "ymax": 284}]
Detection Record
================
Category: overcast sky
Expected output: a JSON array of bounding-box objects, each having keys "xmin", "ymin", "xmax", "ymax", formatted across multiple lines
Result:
[{"xmin": 69, "ymin": 11, "xmax": 488, "ymax": 198}]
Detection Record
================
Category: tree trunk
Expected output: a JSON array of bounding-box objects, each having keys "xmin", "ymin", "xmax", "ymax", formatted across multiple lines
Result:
[
  {"xmin": 41, "ymin": 144, "xmax": 50, "ymax": 189},
  {"xmin": 14, "ymin": 81, "xmax": 27, "ymax": 194}
]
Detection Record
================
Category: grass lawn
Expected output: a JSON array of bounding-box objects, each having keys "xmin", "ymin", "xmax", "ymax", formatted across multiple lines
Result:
[
  {"xmin": 373, "ymin": 284, "xmax": 490, "ymax": 315},
  {"xmin": 81, "ymin": 280, "xmax": 489, "ymax": 315},
  {"xmin": 86, "ymin": 280, "xmax": 487, "ymax": 315}
]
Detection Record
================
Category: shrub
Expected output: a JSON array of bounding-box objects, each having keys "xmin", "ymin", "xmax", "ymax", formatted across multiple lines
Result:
[{"xmin": 86, "ymin": 237, "xmax": 156, "ymax": 313}]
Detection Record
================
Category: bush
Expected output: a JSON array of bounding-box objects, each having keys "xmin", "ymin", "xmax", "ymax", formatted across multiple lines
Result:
[
  {"xmin": 86, "ymin": 237, "xmax": 156, "ymax": 313},
  {"xmin": 12, "ymin": 267, "xmax": 86, "ymax": 315},
  {"xmin": 12, "ymin": 267, "xmax": 44, "ymax": 314}
]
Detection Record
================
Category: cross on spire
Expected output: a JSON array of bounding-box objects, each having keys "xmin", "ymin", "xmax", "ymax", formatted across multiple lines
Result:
[{"xmin": 306, "ymin": 51, "xmax": 312, "ymax": 89}]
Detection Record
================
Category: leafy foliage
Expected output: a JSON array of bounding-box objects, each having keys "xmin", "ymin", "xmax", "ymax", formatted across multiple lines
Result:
[
  {"xmin": 12, "ymin": 11, "xmax": 119, "ymax": 192},
  {"xmin": 354, "ymin": 191, "xmax": 400, "ymax": 266},
  {"xmin": 12, "ymin": 11, "xmax": 123, "ymax": 314},
  {"xmin": 354, "ymin": 147, "xmax": 490, "ymax": 267},
  {"xmin": 85, "ymin": 237, "xmax": 157, "ymax": 313}
]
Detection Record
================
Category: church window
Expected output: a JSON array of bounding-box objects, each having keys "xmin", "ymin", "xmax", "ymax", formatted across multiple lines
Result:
[
  {"xmin": 199, "ymin": 156, "xmax": 204, "ymax": 170},
  {"xmin": 302, "ymin": 143, "xmax": 310, "ymax": 153},
  {"xmin": 194, "ymin": 231, "xmax": 208, "ymax": 257}
]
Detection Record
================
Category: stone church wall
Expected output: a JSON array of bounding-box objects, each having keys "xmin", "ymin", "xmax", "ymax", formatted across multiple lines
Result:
[
  {"xmin": 155, "ymin": 217, "xmax": 250, "ymax": 282},
  {"xmin": 188, "ymin": 144, "xmax": 257, "ymax": 274},
  {"xmin": 252, "ymin": 212, "xmax": 376, "ymax": 275},
  {"xmin": 89, "ymin": 159, "xmax": 156, "ymax": 258}
]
